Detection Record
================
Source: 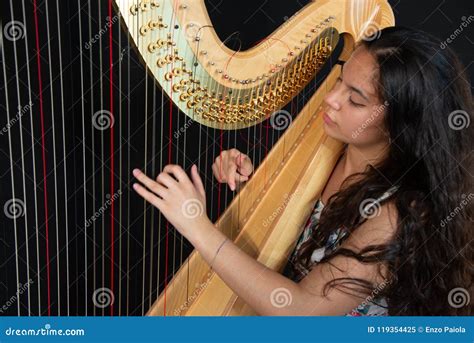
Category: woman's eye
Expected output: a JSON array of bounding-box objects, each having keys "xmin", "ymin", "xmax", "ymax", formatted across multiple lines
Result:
[{"xmin": 349, "ymin": 98, "xmax": 365, "ymax": 108}]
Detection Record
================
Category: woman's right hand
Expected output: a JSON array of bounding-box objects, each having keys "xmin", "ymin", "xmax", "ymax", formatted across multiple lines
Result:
[{"xmin": 212, "ymin": 149, "xmax": 254, "ymax": 191}]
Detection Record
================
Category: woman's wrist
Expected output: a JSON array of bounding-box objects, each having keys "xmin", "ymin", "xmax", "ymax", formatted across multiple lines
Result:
[
  {"xmin": 188, "ymin": 218, "xmax": 230, "ymax": 264},
  {"xmin": 186, "ymin": 216, "xmax": 218, "ymax": 247}
]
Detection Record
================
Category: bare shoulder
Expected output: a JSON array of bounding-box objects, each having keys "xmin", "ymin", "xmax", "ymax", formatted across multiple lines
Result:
[
  {"xmin": 297, "ymin": 201, "xmax": 399, "ymax": 315},
  {"xmin": 342, "ymin": 200, "xmax": 399, "ymax": 251}
]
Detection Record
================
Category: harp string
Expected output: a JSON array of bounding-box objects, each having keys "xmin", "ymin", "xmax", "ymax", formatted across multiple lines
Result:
[
  {"xmin": 52, "ymin": 0, "xmax": 70, "ymax": 316},
  {"xmin": 13, "ymin": 0, "xmax": 33, "ymax": 316},
  {"xmin": 77, "ymin": 0, "xmax": 87, "ymax": 316},
  {"xmin": 44, "ymin": 0, "xmax": 60, "ymax": 316},
  {"xmin": 85, "ymin": 0, "xmax": 93, "ymax": 317},
  {"xmin": 97, "ymin": 0, "xmax": 104, "ymax": 317},
  {"xmin": 108, "ymin": 0, "xmax": 116, "ymax": 318},
  {"xmin": 33, "ymin": 0, "xmax": 53, "ymax": 317},
  {"xmin": 126, "ymin": 0, "xmax": 133, "ymax": 315},
  {"xmin": 20, "ymin": 0, "xmax": 41, "ymax": 317},
  {"xmin": 117, "ymin": 0, "xmax": 122, "ymax": 316},
  {"xmin": 140, "ymin": 0, "xmax": 149, "ymax": 316},
  {"xmin": 4, "ymin": 0, "xmax": 20, "ymax": 316}
]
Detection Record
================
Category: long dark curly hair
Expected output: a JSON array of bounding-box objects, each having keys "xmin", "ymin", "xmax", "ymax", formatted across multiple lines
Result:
[{"xmin": 293, "ymin": 27, "xmax": 473, "ymax": 315}]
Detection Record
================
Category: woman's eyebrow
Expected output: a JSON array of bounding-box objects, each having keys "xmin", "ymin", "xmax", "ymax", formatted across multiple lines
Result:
[{"xmin": 341, "ymin": 65, "xmax": 370, "ymax": 102}]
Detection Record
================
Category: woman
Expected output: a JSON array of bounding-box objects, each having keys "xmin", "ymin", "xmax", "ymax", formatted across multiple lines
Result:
[{"xmin": 132, "ymin": 27, "xmax": 473, "ymax": 315}]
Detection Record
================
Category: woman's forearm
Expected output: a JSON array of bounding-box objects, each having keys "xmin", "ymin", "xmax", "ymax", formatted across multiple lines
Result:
[{"xmin": 189, "ymin": 220, "xmax": 307, "ymax": 316}]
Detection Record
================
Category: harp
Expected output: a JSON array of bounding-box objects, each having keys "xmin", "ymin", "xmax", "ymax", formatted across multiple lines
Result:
[
  {"xmin": 0, "ymin": 0, "xmax": 394, "ymax": 316},
  {"xmin": 115, "ymin": 0, "xmax": 394, "ymax": 316}
]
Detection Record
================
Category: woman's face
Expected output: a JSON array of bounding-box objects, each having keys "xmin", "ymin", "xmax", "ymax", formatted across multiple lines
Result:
[{"xmin": 323, "ymin": 46, "xmax": 389, "ymax": 147}]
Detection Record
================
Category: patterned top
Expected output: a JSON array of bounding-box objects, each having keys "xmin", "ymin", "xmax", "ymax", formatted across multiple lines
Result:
[{"xmin": 282, "ymin": 185, "xmax": 399, "ymax": 316}]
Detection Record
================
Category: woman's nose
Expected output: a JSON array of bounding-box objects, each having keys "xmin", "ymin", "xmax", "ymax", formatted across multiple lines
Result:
[{"xmin": 323, "ymin": 88, "xmax": 342, "ymax": 111}]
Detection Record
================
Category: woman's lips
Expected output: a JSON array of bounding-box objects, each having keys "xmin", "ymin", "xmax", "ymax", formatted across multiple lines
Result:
[{"xmin": 323, "ymin": 112, "xmax": 335, "ymax": 125}]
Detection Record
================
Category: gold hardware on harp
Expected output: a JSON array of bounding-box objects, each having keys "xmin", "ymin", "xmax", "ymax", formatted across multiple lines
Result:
[{"xmin": 115, "ymin": 0, "xmax": 352, "ymax": 129}]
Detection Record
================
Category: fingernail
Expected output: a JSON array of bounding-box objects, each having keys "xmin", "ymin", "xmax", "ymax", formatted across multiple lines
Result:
[
  {"xmin": 133, "ymin": 169, "xmax": 139, "ymax": 176},
  {"xmin": 133, "ymin": 183, "xmax": 138, "ymax": 190}
]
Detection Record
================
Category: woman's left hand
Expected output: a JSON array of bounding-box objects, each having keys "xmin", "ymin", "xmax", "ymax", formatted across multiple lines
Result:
[{"xmin": 132, "ymin": 164, "xmax": 210, "ymax": 240}]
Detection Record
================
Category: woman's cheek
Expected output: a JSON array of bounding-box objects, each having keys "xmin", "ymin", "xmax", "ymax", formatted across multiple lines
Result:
[{"xmin": 343, "ymin": 114, "xmax": 376, "ymax": 143}]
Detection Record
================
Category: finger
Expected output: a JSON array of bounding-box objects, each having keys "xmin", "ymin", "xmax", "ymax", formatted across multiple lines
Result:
[
  {"xmin": 235, "ymin": 173, "xmax": 249, "ymax": 184},
  {"xmin": 163, "ymin": 164, "xmax": 192, "ymax": 186},
  {"xmin": 156, "ymin": 171, "xmax": 177, "ymax": 189},
  {"xmin": 236, "ymin": 154, "xmax": 253, "ymax": 176},
  {"xmin": 191, "ymin": 164, "xmax": 206, "ymax": 197},
  {"xmin": 133, "ymin": 169, "xmax": 162, "ymax": 192},
  {"xmin": 133, "ymin": 183, "xmax": 163, "ymax": 209},
  {"xmin": 227, "ymin": 162, "xmax": 238, "ymax": 191},
  {"xmin": 214, "ymin": 154, "xmax": 227, "ymax": 178},
  {"xmin": 212, "ymin": 163, "xmax": 225, "ymax": 183}
]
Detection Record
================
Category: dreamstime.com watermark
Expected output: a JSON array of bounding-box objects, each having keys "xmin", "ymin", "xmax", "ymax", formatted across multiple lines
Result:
[
  {"xmin": 4, "ymin": 324, "xmax": 85, "ymax": 337},
  {"xmin": 84, "ymin": 190, "xmax": 122, "ymax": 228},
  {"xmin": 359, "ymin": 197, "xmax": 382, "ymax": 219},
  {"xmin": 270, "ymin": 287, "xmax": 293, "ymax": 308},
  {"xmin": 0, "ymin": 101, "xmax": 33, "ymax": 136},
  {"xmin": 181, "ymin": 198, "xmax": 205, "ymax": 219},
  {"xmin": 359, "ymin": 279, "xmax": 391, "ymax": 309},
  {"xmin": 0, "ymin": 278, "xmax": 34, "ymax": 314},
  {"xmin": 92, "ymin": 110, "xmax": 115, "ymax": 130},
  {"xmin": 174, "ymin": 118, "xmax": 195, "ymax": 139},
  {"xmin": 3, "ymin": 198, "xmax": 26, "ymax": 219},
  {"xmin": 439, "ymin": 193, "xmax": 473, "ymax": 228},
  {"xmin": 3, "ymin": 21, "xmax": 25, "ymax": 41},
  {"xmin": 440, "ymin": 16, "xmax": 474, "ymax": 49},
  {"xmin": 448, "ymin": 110, "xmax": 470, "ymax": 131},
  {"xmin": 351, "ymin": 101, "xmax": 389, "ymax": 139},
  {"xmin": 173, "ymin": 277, "xmax": 212, "ymax": 315},
  {"xmin": 270, "ymin": 110, "xmax": 292, "ymax": 131},
  {"xmin": 84, "ymin": 15, "xmax": 119, "ymax": 49},
  {"xmin": 447, "ymin": 287, "xmax": 470, "ymax": 309},
  {"xmin": 262, "ymin": 189, "xmax": 300, "ymax": 228},
  {"xmin": 92, "ymin": 287, "xmax": 115, "ymax": 309}
]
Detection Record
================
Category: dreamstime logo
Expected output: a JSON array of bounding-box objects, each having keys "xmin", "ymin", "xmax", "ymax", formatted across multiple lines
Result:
[
  {"xmin": 360, "ymin": 22, "xmax": 381, "ymax": 42},
  {"xmin": 92, "ymin": 287, "xmax": 114, "ymax": 308},
  {"xmin": 261, "ymin": 38, "xmax": 280, "ymax": 66},
  {"xmin": 270, "ymin": 110, "xmax": 292, "ymax": 131},
  {"xmin": 92, "ymin": 110, "xmax": 114, "ymax": 130},
  {"xmin": 183, "ymin": 21, "xmax": 204, "ymax": 41},
  {"xmin": 447, "ymin": 287, "xmax": 470, "ymax": 309},
  {"xmin": 270, "ymin": 287, "xmax": 292, "ymax": 308},
  {"xmin": 4, "ymin": 199, "xmax": 26, "ymax": 219},
  {"xmin": 349, "ymin": 4, "xmax": 382, "ymax": 42},
  {"xmin": 440, "ymin": 16, "xmax": 474, "ymax": 49},
  {"xmin": 448, "ymin": 110, "xmax": 470, "ymax": 130},
  {"xmin": 181, "ymin": 199, "xmax": 204, "ymax": 219},
  {"xmin": 359, "ymin": 198, "xmax": 381, "ymax": 219},
  {"xmin": 3, "ymin": 21, "xmax": 25, "ymax": 41}
]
